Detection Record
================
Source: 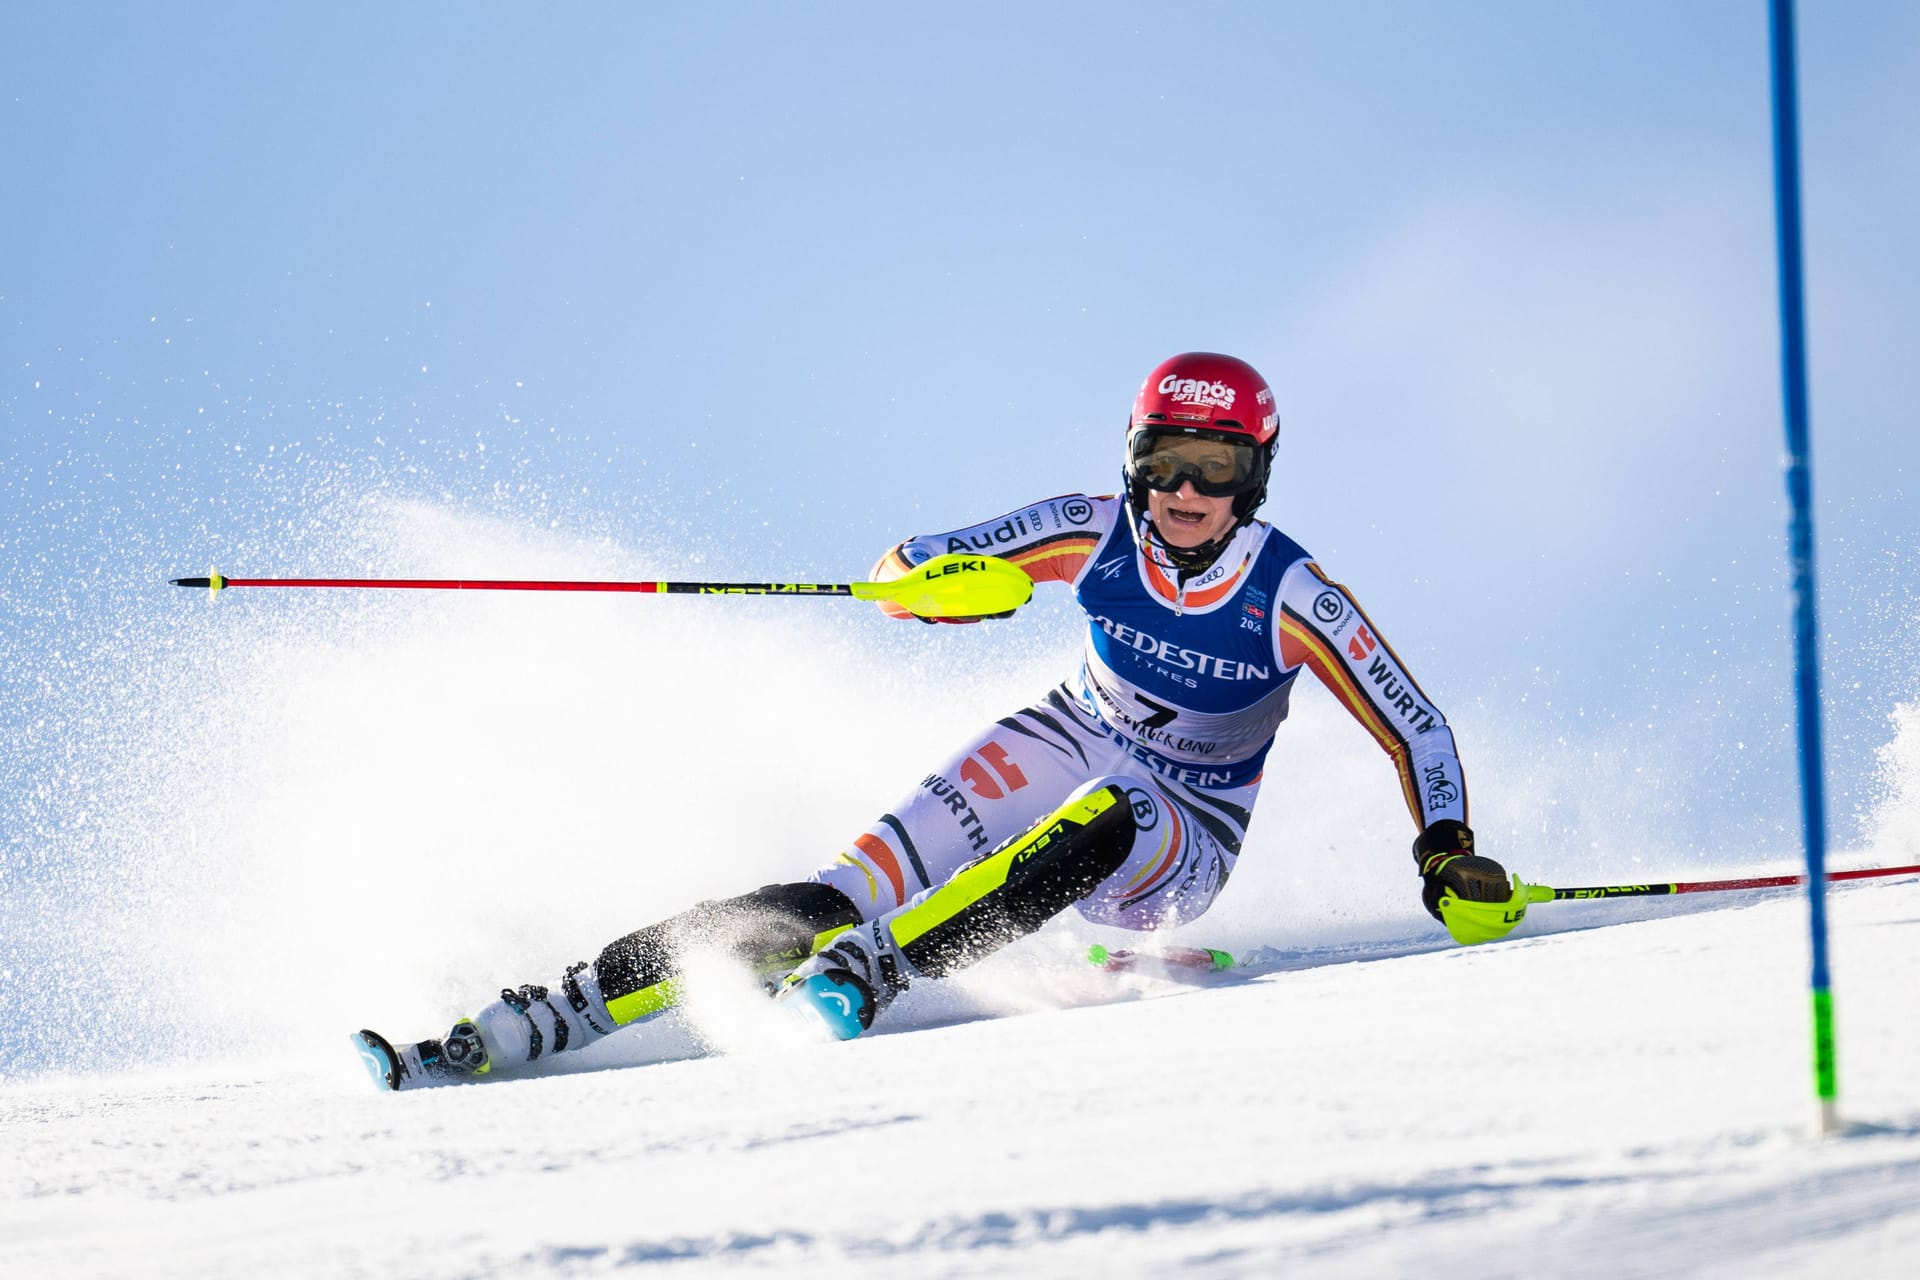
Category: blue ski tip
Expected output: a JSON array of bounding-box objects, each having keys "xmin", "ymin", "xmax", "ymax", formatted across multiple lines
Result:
[
  {"xmin": 353, "ymin": 1029, "xmax": 402, "ymax": 1091},
  {"xmin": 783, "ymin": 973, "xmax": 872, "ymax": 1041}
]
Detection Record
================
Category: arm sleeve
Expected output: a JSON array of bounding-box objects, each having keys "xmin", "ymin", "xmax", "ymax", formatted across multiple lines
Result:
[
  {"xmin": 870, "ymin": 495, "xmax": 1116, "ymax": 617},
  {"xmin": 1275, "ymin": 560, "xmax": 1468, "ymax": 830}
]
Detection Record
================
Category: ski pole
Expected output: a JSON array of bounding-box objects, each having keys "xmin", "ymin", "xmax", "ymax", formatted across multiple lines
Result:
[
  {"xmin": 168, "ymin": 552, "xmax": 1035, "ymax": 620},
  {"xmin": 1087, "ymin": 864, "xmax": 1920, "ymax": 973},
  {"xmin": 1523, "ymin": 862, "xmax": 1920, "ymax": 903}
]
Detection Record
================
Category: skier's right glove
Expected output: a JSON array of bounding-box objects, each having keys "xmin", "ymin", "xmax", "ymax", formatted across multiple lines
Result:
[
  {"xmin": 869, "ymin": 543, "xmax": 1016, "ymax": 624},
  {"xmin": 1413, "ymin": 820, "xmax": 1528, "ymax": 945}
]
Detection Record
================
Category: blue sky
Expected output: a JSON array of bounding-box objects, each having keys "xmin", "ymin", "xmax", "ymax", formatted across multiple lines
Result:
[{"xmin": 5, "ymin": 3, "xmax": 1919, "ymax": 857}]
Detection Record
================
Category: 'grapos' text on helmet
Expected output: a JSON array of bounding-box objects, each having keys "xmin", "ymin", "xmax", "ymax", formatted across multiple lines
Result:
[{"xmin": 1156, "ymin": 375, "xmax": 1236, "ymax": 411}]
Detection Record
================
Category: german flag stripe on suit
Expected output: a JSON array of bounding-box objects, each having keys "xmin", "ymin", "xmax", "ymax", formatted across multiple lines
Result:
[
  {"xmin": 1001, "ymin": 532, "xmax": 1101, "ymax": 584},
  {"xmin": 872, "ymin": 531, "xmax": 1100, "ymax": 587},
  {"xmin": 1277, "ymin": 564, "xmax": 1453, "ymax": 827}
]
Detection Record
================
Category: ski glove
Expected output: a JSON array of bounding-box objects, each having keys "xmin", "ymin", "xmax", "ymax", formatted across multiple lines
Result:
[
  {"xmin": 870, "ymin": 543, "xmax": 1017, "ymax": 624},
  {"xmin": 1413, "ymin": 820, "xmax": 1529, "ymax": 945}
]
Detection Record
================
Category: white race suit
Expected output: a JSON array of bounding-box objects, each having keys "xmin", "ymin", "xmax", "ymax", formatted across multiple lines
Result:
[{"xmin": 807, "ymin": 494, "xmax": 1468, "ymax": 933}]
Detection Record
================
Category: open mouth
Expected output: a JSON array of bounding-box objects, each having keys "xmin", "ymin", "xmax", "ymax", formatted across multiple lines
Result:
[{"xmin": 1164, "ymin": 505, "xmax": 1211, "ymax": 528}]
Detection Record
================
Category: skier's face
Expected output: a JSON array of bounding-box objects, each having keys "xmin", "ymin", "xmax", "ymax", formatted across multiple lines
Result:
[{"xmin": 1146, "ymin": 481, "xmax": 1237, "ymax": 549}]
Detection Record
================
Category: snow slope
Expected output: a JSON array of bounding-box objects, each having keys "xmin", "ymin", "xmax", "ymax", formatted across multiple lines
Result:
[
  {"xmin": 5, "ymin": 499, "xmax": 1920, "ymax": 1276},
  {"xmin": 4, "ymin": 878, "xmax": 1917, "ymax": 1279}
]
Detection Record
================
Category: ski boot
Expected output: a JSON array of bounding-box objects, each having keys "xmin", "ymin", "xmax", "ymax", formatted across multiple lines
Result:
[
  {"xmin": 355, "ymin": 961, "xmax": 617, "ymax": 1092},
  {"xmin": 467, "ymin": 968, "xmax": 615, "ymax": 1065}
]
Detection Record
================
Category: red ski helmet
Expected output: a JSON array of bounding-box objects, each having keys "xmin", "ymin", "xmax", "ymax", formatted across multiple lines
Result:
[{"xmin": 1123, "ymin": 352, "xmax": 1280, "ymax": 567}]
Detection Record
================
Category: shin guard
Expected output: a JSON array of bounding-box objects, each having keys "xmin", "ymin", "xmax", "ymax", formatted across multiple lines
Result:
[{"xmin": 887, "ymin": 783, "xmax": 1136, "ymax": 978}]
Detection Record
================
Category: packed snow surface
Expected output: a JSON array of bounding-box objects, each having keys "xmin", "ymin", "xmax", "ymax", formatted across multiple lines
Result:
[
  {"xmin": 11, "ymin": 498, "xmax": 1920, "ymax": 1274},
  {"xmin": 4, "ymin": 878, "xmax": 1917, "ymax": 1278},
  {"xmin": 5, "ymin": 500, "xmax": 1920, "ymax": 1276}
]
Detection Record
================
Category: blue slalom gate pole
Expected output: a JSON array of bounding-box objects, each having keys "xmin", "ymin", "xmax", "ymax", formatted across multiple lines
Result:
[{"xmin": 1767, "ymin": 0, "xmax": 1839, "ymax": 1135}]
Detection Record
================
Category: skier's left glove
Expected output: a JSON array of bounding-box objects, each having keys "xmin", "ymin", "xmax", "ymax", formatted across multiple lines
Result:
[{"xmin": 1413, "ymin": 820, "xmax": 1529, "ymax": 945}]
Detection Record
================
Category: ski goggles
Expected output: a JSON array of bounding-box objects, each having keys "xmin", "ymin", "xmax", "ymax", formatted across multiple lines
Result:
[{"xmin": 1128, "ymin": 431, "xmax": 1263, "ymax": 497}]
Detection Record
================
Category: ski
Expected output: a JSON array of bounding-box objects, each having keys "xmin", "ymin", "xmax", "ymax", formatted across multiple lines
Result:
[
  {"xmin": 352, "ymin": 1027, "xmax": 491, "ymax": 1092},
  {"xmin": 777, "ymin": 972, "xmax": 876, "ymax": 1042},
  {"xmin": 1086, "ymin": 943, "xmax": 1240, "ymax": 974},
  {"xmin": 352, "ymin": 1029, "xmax": 408, "ymax": 1091}
]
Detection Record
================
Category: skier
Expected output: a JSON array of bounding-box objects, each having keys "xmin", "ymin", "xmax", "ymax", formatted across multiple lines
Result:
[{"xmin": 357, "ymin": 351, "xmax": 1530, "ymax": 1090}]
